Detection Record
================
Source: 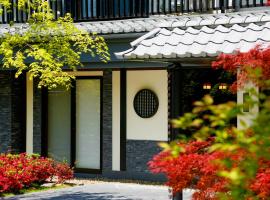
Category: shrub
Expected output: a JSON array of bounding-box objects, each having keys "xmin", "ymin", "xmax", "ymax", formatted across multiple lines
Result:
[
  {"xmin": 0, "ymin": 153, "xmax": 73, "ymax": 193},
  {"xmin": 149, "ymin": 139, "xmax": 270, "ymax": 199},
  {"xmin": 149, "ymin": 46, "xmax": 270, "ymax": 199}
]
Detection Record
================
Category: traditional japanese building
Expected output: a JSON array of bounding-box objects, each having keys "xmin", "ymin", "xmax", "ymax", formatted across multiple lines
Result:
[{"xmin": 0, "ymin": 0, "xmax": 268, "ymax": 181}]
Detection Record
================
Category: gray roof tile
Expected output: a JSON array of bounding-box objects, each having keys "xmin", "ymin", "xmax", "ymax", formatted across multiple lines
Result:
[{"xmin": 115, "ymin": 9, "xmax": 270, "ymax": 59}]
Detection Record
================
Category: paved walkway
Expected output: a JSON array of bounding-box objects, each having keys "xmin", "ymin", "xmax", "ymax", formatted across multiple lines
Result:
[{"xmin": 4, "ymin": 182, "xmax": 172, "ymax": 200}]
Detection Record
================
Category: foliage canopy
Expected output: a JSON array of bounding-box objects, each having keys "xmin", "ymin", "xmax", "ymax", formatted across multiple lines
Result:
[
  {"xmin": 149, "ymin": 46, "xmax": 270, "ymax": 200},
  {"xmin": 0, "ymin": 0, "xmax": 109, "ymax": 89}
]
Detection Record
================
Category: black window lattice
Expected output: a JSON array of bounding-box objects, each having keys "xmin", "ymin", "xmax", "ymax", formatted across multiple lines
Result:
[{"xmin": 133, "ymin": 89, "xmax": 159, "ymax": 118}]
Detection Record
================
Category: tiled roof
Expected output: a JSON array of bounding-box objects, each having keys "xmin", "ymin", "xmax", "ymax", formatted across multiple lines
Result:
[
  {"xmin": 2, "ymin": 9, "xmax": 270, "ymax": 36},
  {"xmin": 115, "ymin": 9, "xmax": 270, "ymax": 59},
  {"xmin": 77, "ymin": 9, "xmax": 270, "ymax": 34}
]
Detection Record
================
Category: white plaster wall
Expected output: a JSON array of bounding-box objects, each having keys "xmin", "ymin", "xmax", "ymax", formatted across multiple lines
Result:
[
  {"xmin": 237, "ymin": 81, "xmax": 259, "ymax": 129},
  {"xmin": 127, "ymin": 70, "xmax": 168, "ymax": 141},
  {"xmin": 112, "ymin": 71, "xmax": 120, "ymax": 171}
]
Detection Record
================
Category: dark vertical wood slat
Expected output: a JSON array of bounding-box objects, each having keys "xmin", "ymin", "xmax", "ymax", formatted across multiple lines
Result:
[
  {"xmin": 140, "ymin": 0, "xmax": 144, "ymax": 17},
  {"xmin": 116, "ymin": 0, "xmax": 119, "ymax": 17},
  {"xmin": 3, "ymin": 6, "xmax": 6, "ymax": 23},
  {"xmin": 30, "ymin": 1, "xmax": 34, "ymax": 18},
  {"xmin": 49, "ymin": 0, "xmax": 53, "ymax": 17},
  {"xmin": 205, "ymin": 0, "xmax": 211, "ymax": 11},
  {"xmin": 55, "ymin": 0, "xmax": 58, "ymax": 19},
  {"xmin": 65, "ymin": 0, "xmax": 70, "ymax": 14},
  {"xmin": 21, "ymin": 73, "xmax": 27, "ymax": 153},
  {"xmin": 174, "ymin": 0, "xmax": 178, "ymax": 13},
  {"xmin": 157, "ymin": 0, "xmax": 160, "ymax": 14},
  {"xmin": 108, "ymin": 0, "xmax": 114, "ymax": 19},
  {"xmin": 169, "ymin": 0, "xmax": 172, "ymax": 13},
  {"xmin": 96, "ymin": 0, "xmax": 100, "ymax": 18},
  {"xmin": 120, "ymin": 69, "xmax": 127, "ymax": 171},
  {"xmin": 76, "ymin": 0, "xmax": 79, "ymax": 21},
  {"xmin": 162, "ymin": 0, "xmax": 166, "ymax": 13},
  {"xmin": 212, "ymin": 0, "xmax": 216, "ymax": 10},
  {"xmin": 20, "ymin": 6, "xmax": 24, "ymax": 23},
  {"xmin": 74, "ymin": 0, "xmax": 77, "ymax": 20},
  {"xmin": 41, "ymin": 88, "xmax": 48, "ymax": 157},
  {"xmin": 79, "ymin": 0, "xmax": 83, "ymax": 20},
  {"xmin": 260, "ymin": 0, "xmax": 264, "ymax": 6},
  {"xmin": 145, "ymin": 0, "xmax": 149, "ymax": 17},
  {"xmin": 150, "ymin": 0, "xmax": 154, "ymax": 14},
  {"xmin": 199, "ymin": 0, "xmax": 203, "ymax": 11},
  {"xmin": 187, "ymin": 0, "xmax": 190, "ymax": 12},
  {"xmin": 129, "ymin": 0, "xmax": 133, "ymax": 16},
  {"xmin": 180, "ymin": 0, "xmax": 184, "ymax": 13},
  {"xmin": 90, "ymin": 0, "xmax": 94, "ymax": 18},
  {"xmin": 84, "ymin": 0, "xmax": 89, "ymax": 19},
  {"xmin": 193, "ymin": 0, "xmax": 197, "ymax": 12},
  {"xmin": 220, "ymin": 0, "xmax": 225, "ymax": 12},
  {"xmin": 137, "ymin": 0, "xmax": 140, "ymax": 16},
  {"xmin": 99, "ymin": 77, "xmax": 103, "ymax": 175},
  {"xmin": 102, "ymin": 0, "xmax": 105, "ymax": 19},
  {"xmin": 103, "ymin": 0, "xmax": 106, "ymax": 18},
  {"xmin": 246, "ymin": 0, "xmax": 250, "ymax": 7},
  {"xmin": 231, "ymin": 0, "xmax": 236, "ymax": 8},
  {"xmin": 106, "ymin": 0, "xmax": 109, "ymax": 18},
  {"xmin": 138, "ymin": 0, "xmax": 141, "ymax": 17},
  {"xmin": 134, "ymin": 0, "xmax": 138, "ymax": 16},
  {"xmin": 226, "ymin": 0, "xmax": 230, "ymax": 8},
  {"xmin": 59, "ymin": 0, "xmax": 63, "ymax": 17},
  {"xmin": 76, "ymin": 0, "xmax": 80, "ymax": 20},
  {"xmin": 70, "ymin": 0, "xmax": 75, "ymax": 19},
  {"xmin": 15, "ymin": 0, "xmax": 19, "ymax": 22},
  {"xmin": 70, "ymin": 80, "xmax": 76, "ymax": 167},
  {"xmin": 123, "ymin": 0, "xmax": 126, "ymax": 17},
  {"xmin": 24, "ymin": 2, "xmax": 28, "ymax": 22},
  {"xmin": 8, "ymin": 0, "xmax": 14, "ymax": 23}
]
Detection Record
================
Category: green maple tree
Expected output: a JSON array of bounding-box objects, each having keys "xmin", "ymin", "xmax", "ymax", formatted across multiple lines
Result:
[{"xmin": 0, "ymin": 0, "xmax": 109, "ymax": 89}]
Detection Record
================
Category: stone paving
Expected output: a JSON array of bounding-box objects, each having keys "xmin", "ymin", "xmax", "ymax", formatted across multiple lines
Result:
[{"xmin": 4, "ymin": 182, "xmax": 172, "ymax": 200}]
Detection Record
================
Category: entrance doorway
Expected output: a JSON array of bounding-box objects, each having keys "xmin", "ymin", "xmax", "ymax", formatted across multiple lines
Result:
[{"xmin": 45, "ymin": 77, "xmax": 102, "ymax": 173}]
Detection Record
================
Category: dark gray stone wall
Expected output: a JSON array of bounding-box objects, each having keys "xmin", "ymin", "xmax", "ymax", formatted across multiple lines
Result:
[
  {"xmin": 33, "ymin": 81, "xmax": 42, "ymax": 154},
  {"xmin": 0, "ymin": 71, "xmax": 12, "ymax": 153},
  {"xmin": 10, "ymin": 72, "xmax": 26, "ymax": 153},
  {"xmin": 100, "ymin": 140, "xmax": 166, "ymax": 182},
  {"xmin": 0, "ymin": 71, "xmax": 26, "ymax": 153},
  {"xmin": 102, "ymin": 70, "xmax": 112, "ymax": 171},
  {"xmin": 126, "ymin": 140, "xmax": 162, "ymax": 173}
]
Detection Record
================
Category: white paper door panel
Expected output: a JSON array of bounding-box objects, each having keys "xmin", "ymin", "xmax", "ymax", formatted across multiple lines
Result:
[
  {"xmin": 48, "ymin": 89, "xmax": 71, "ymax": 164},
  {"xmin": 76, "ymin": 79, "xmax": 100, "ymax": 169}
]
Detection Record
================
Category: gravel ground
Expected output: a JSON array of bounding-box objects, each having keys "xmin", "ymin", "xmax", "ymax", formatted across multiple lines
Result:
[{"xmin": 4, "ymin": 182, "xmax": 172, "ymax": 200}]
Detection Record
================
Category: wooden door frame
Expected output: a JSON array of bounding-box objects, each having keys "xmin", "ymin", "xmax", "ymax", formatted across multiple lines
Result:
[{"xmin": 41, "ymin": 76, "xmax": 103, "ymax": 174}]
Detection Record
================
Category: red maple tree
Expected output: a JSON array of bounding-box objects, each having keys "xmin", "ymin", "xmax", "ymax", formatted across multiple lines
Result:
[
  {"xmin": 212, "ymin": 45, "xmax": 270, "ymax": 92},
  {"xmin": 149, "ymin": 45, "xmax": 270, "ymax": 199}
]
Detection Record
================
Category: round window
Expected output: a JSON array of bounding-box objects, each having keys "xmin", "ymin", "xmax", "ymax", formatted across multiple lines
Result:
[{"xmin": 133, "ymin": 89, "xmax": 159, "ymax": 118}]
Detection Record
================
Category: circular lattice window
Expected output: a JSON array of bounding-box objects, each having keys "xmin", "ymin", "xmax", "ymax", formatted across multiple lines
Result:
[{"xmin": 133, "ymin": 89, "xmax": 159, "ymax": 118}]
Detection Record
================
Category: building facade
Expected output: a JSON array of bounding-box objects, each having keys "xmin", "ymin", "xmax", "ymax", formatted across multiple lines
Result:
[{"xmin": 0, "ymin": 0, "xmax": 268, "ymax": 181}]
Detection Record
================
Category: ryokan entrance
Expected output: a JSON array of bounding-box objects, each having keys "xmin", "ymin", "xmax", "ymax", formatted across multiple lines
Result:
[{"xmin": 44, "ymin": 77, "xmax": 102, "ymax": 173}]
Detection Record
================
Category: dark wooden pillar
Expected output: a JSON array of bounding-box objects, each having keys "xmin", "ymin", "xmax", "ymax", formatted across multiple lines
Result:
[
  {"xmin": 168, "ymin": 64, "xmax": 182, "ymax": 141},
  {"xmin": 168, "ymin": 64, "xmax": 183, "ymax": 200}
]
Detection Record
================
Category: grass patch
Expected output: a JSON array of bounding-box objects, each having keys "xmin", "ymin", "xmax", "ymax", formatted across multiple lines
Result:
[{"xmin": 1, "ymin": 183, "xmax": 73, "ymax": 197}]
